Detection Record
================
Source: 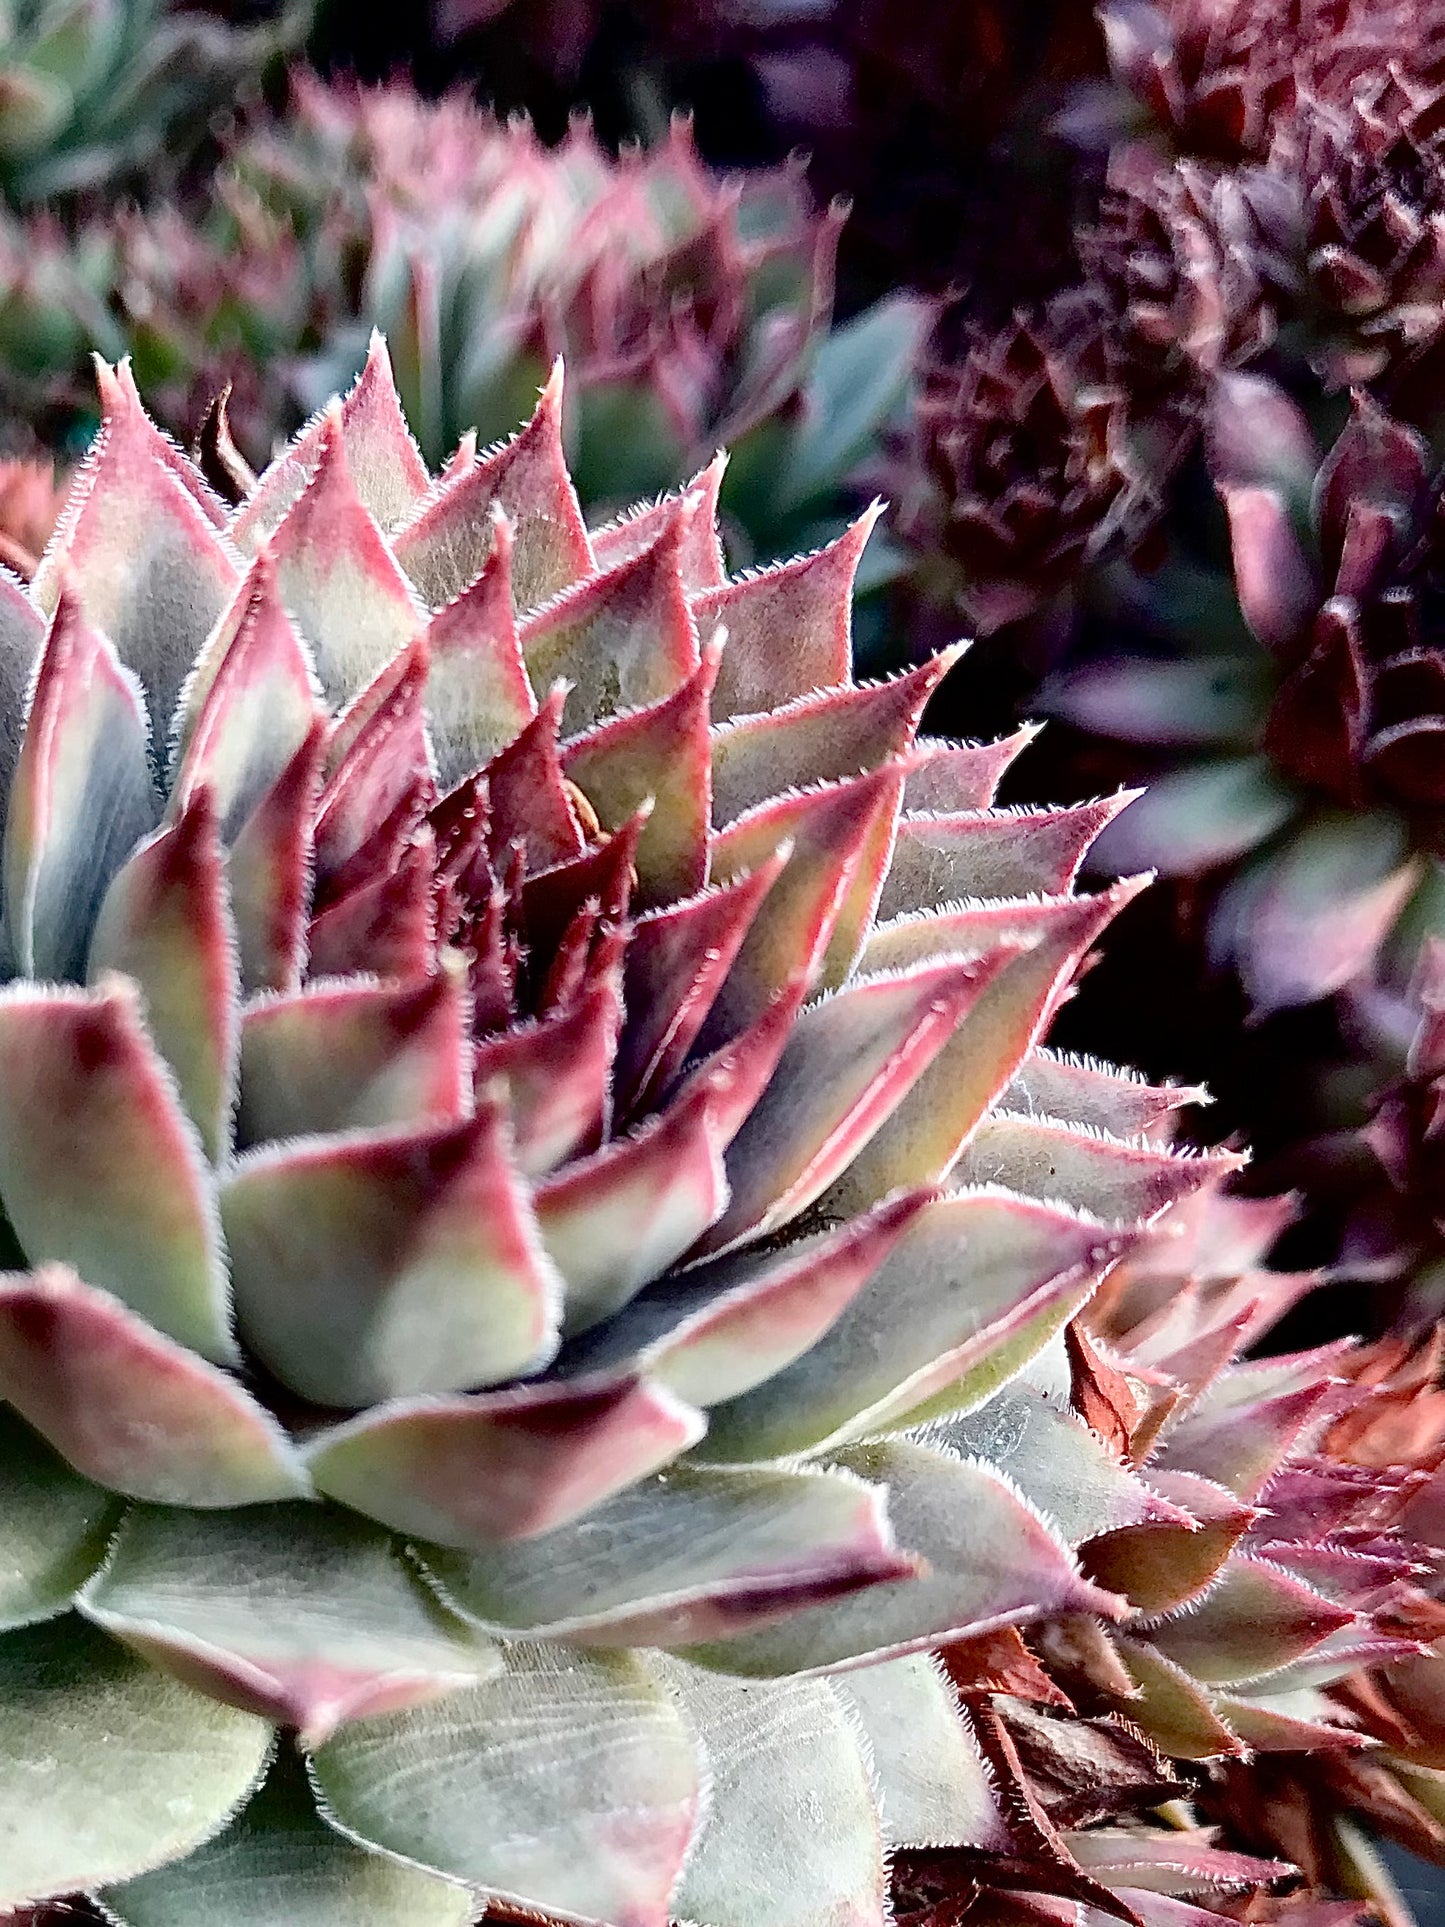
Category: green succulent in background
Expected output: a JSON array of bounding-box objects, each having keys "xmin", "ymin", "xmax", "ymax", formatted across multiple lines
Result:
[{"xmin": 0, "ymin": 0, "xmax": 309, "ymax": 206}]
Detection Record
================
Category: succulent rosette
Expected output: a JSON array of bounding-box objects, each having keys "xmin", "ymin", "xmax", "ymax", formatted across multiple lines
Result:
[{"xmin": 0, "ymin": 341, "xmax": 1268, "ymax": 1922}]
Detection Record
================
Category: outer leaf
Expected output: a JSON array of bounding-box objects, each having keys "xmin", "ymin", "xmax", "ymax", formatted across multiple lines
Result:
[
  {"xmin": 0, "ymin": 978, "xmax": 231, "ymax": 1359},
  {"xmin": 876, "ymin": 798, "xmax": 1135, "ymax": 920},
  {"xmin": 88, "ymin": 790, "xmax": 240, "ymax": 1163},
  {"xmin": 312, "ymin": 1644, "xmax": 700, "ymax": 1927},
  {"xmin": 663, "ymin": 1660, "xmax": 887, "ymax": 1927},
  {"xmin": 698, "ymin": 509, "xmax": 880, "ymax": 721},
  {"xmin": 1147, "ymin": 1557, "xmax": 1354, "ymax": 1686},
  {"xmin": 0, "ymin": 1614, "xmax": 272, "ymax": 1906},
  {"xmin": 305, "ymin": 1375, "xmax": 704, "ymax": 1549},
  {"xmin": 0, "ymin": 1267, "xmax": 308, "ymax": 1507},
  {"xmin": 267, "ymin": 411, "xmax": 424, "ymax": 709},
  {"xmin": 950, "ymin": 1115, "xmax": 1241, "ymax": 1225},
  {"xmin": 1004, "ymin": 1050, "xmax": 1203, "ymax": 1140},
  {"xmin": 902, "ymin": 727, "xmax": 1038, "ymax": 812},
  {"xmin": 393, "ymin": 363, "xmax": 593, "ymax": 611},
  {"xmin": 103, "ymin": 1745, "xmax": 474, "ymax": 1927},
  {"xmin": 590, "ymin": 459, "xmax": 727, "ymax": 590},
  {"xmin": 223, "ymin": 1099, "xmax": 561, "ymax": 1408},
  {"xmin": 238, "ymin": 971, "xmax": 471, "ymax": 1145},
  {"xmin": 691, "ymin": 1192, "xmax": 1125, "ymax": 1461},
  {"xmin": 81, "ymin": 1503, "xmax": 501, "ymax": 1745},
  {"xmin": 419, "ymin": 1461, "xmax": 912, "ymax": 1647},
  {"xmin": 4, "ymin": 587, "xmax": 158, "ymax": 981},
  {"xmin": 0, "ymin": 1406, "xmax": 117, "ymax": 1630},
  {"xmin": 835, "ymin": 1653, "xmax": 1013, "ymax": 1850},
  {"xmin": 684, "ymin": 1438, "xmax": 1120, "ymax": 1675}
]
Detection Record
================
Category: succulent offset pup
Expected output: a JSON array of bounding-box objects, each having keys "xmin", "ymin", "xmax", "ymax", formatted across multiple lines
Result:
[{"xmin": 0, "ymin": 341, "xmax": 1258, "ymax": 1923}]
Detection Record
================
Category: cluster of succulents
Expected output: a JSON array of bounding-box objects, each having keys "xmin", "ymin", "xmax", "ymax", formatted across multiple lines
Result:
[
  {"xmin": 0, "ymin": 70, "xmax": 924, "ymax": 582},
  {"xmin": 10, "ymin": 347, "xmax": 1445, "ymax": 1925}
]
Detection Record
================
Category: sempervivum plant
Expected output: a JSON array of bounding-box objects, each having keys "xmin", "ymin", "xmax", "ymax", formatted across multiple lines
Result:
[{"xmin": 0, "ymin": 341, "xmax": 1256, "ymax": 1922}]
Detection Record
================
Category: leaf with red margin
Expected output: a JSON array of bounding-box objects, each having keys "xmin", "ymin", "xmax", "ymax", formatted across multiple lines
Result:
[
  {"xmin": 902, "ymin": 728, "xmax": 1040, "ymax": 813},
  {"xmin": 0, "ymin": 1266, "xmax": 307, "ymax": 1505},
  {"xmin": 682, "ymin": 1437, "xmax": 1124, "ymax": 1676},
  {"xmin": 692, "ymin": 1191, "xmax": 1132, "ymax": 1462},
  {"xmin": 710, "ymin": 652, "xmax": 958, "ymax": 829},
  {"xmin": 81, "ymin": 1503, "xmax": 500, "ymax": 1746},
  {"xmin": 170, "ymin": 549, "xmax": 322, "ymax": 841},
  {"xmin": 222, "ymin": 1093, "xmax": 562, "ymax": 1409},
  {"xmin": 238, "ymin": 969, "xmax": 471, "ymax": 1146},
  {"xmin": 828, "ymin": 881, "xmax": 1150, "ymax": 1216},
  {"xmin": 307, "ymin": 828, "xmax": 438, "ymax": 981},
  {"xmin": 519, "ymin": 806, "xmax": 645, "ymax": 962},
  {"xmin": 1151, "ymin": 1372, "xmax": 1344, "ymax": 1500},
  {"xmin": 1082, "ymin": 1470, "xmax": 1256, "ymax": 1618},
  {"xmin": 950, "ymin": 1116, "xmax": 1243, "ymax": 1226},
  {"xmin": 0, "ymin": 565, "xmax": 44, "ymax": 809},
  {"xmin": 562, "ymin": 641, "xmax": 719, "ymax": 905},
  {"xmin": 876, "ymin": 797, "xmax": 1140, "ymax": 921},
  {"xmin": 305, "ymin": 1375, "xmax": 705, "ymax": 1548},
  {"xmin": 394, "ymin": 363, "xmax": 593, "ymax": 611},
  {"xmin": 3, "ymin": 587, "xmax": 158, "ymax": 981},
  {"xmin": 698, "ymin": 950, "xmax": 1030, "ymax": 1256},
  {"xmin": 233, "ymin": 336, "xmax": 432, "ymax": 547},
  {"xmin": 420, "ymin": 1460, "xmax": 913, "ymax": 1647},
  {"xmin": 33, "ymin": 369, "xmax": 240, "ymax": 740},
  {"xmin": 1148, "ymin": 1557, "xmax": 1355, "ymax": 1686},
  {"xmin": 697, "ymin": 507, "xmax": 881, "ymax": 721},
  {"xmin": 474, "ymin": 974, "xmax": 622, "ymax": 1177},
  {"xmin": 95, "ymin": 361, "xmax": 230, "ymax": 531},
  {"xmin": 699, "ymin": 765, "xmax": 904, "ymax": 1051},
  {"xmin": 1005, "ymin": 1050, "xmax": 1205, "ymax": 1141},
  {"xmin": 1067, "ymin": 1826, "xmax": 1293, "ymax": 1898},
  {"xmin": 88, "ymin": 791, "xmax": 239, "ymax": 1164},
  {"xmin": 484, "ymin": 686, "xmax": 584, "ymax": 871},
  {"xmin": 310, "ymin": 1643, "xmax": 701, "ymax": 1927},
  {"xmin": 424, "ymin": 511, "xmax": 536, "ymax": 786},
  {"xmin": 519, "ymin": 510, "xmax": 699, "ymax": 736},
  {"xmin": 0, "ymin": 978, "xmax": 232, "ymax": 1360},
  {"xmin": 614, "ymin": 852, "xmax": 786, "ymax": 1116},
  {"xmin": 590, "ymin": 455, "xmax": 728, "ymax": 589},
  {"xmin": 314, "ymin": 638, "xmax": 434, "ymax": 893},
  {"xmin": 534, "ymin": 1074, "xmax": 731, "ymax": 1336},
  {"xmin": 267, "ymin": 408, "xmax": 424, "ymax": 708},
  {"xmin": 228, "ymin": 719, "xmax": 324, "ymax": 996},
  {"xmin": 556, "ymin": 1188, "xmax": 935, "ymax": 1407},
  {"xmin": 1112, "ymin": 1639, "xmax": 1246, "ymax": 1763}
]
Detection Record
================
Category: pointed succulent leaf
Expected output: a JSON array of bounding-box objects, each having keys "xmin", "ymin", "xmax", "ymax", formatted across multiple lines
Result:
[
  {"xmin": 1084, "ymin": 1469, "xmax": 1255, "ymax": 1616},
  {"xmin": 227, "ymin": 721, "xmax": 325, "ymax": 995},
  {"xmin": 267, "ymin": 412, "xmax": 424, "ymax": 709},
  {"xmin": 662, "ymin": 1659, "xmax": 887, "ymax": 1927},
  {"xmin": 223, "ymin": 1098, "xmax": 561, "ymax": 1408},
  {"xmin": 170, "ymin": 549, "xmax": 321, "ymax": 832},
  {"xmin": 0, "ymin": 979, "xmax": 231, "ymax": 1357},
  {"xmin": 0, "ymin": 567, "xmax": 44, "ymax": 813},
  {"xmin": 0, "ymin": 1615, "xmax": 273, "ymax": 1907},
  {"xmin": 307, "ymin": 830, "xmax": 438, "ymax": 982},
  {"xmin": 698, "ymin": 509, "xmax": 881, "ymax": 722},
  {"xmin": 614, "ymin": 852, "xmax": 787, "ymax": 1114},
  {"xmin": 1151, "ymin": 1374, "xmax": 1342, "ymax": 1499},
  {"xmin": 81, "ymin": 1503, "xmax": 501, "ymax": 1745},
  {"xmin": 590, "ymin": 459, "xmax": 728, "ymax": 590},
  {"xmin": 420, "ymin": 1461, "xmax": 911, "ymax": 1647},
  {"xmin": 311, "ymin": 1643, "xmax": 700, "ymax": 1927},
  {"xmin": 473, "ymin": 977, "xmax": 620, "ymax": 1176},
  {"xmin": 950, "ymin": 1115, "xmax": 1242, "ymax": 1225},
  {"xmin": 902, "ymin": 729, "xmax": 1037, "ymax": 813},
  {"xmin": 424, "ymin": 510, "xmax": 535, "ymax": 786},
  {"xmin": 4, "ymin": 588, "xmax": 158, "ymax": 981},
  {"xmin": 559, "ymin": 1189, "xmax": 936, "ymax": 1407},
  {"xmin": 305, "ymin": 1375, "xmax": 705, "ymax": 1549},
  {"xmin": 520, "ymin": 514, "xmax": 699, "ymax": 736},
  {"xmin": 0, "ymin": 1407, "xmax": 117, "ymax": 1631},
  {"xmin": 1148, "ymin": 1556, "xmax": 1355, "ymax": 1686},
  {"xmin": 32, "ymin": 373, "xmax": 240, "ymax": 737},
  {"xmin": 1113, "ymin": 1638, "xmax": 1246, "ymax": 1762},
  {"xmin": 692, "ymin": 1192, "xmax": 1126, "ymax": 1461},
  {"xmin": 685, "ymin": 1438, "xmax": 1122, "ymax": 1675},
  {"xmin": 484, "ymin": 685, "xmax": 584, "ymax": 870},
  {"xmin": 238, "ymin": 970, "xmax": 471, "ymax": 1146},
  {"xmin": 314, "ymin": 639, "xmax": 432, "ymax": 891},
  {"xmin": 708, "ymin": 653, "xmax": 956, "ymax": 829},
  {"xmin": 1005, "ymin": 1051, "xmax": 1204, "ymax": 1140},
  {"xmin": 89, "ymin": 790, "xmax": 240, "ymax": 1163},
  {"xmin": 0, "ymin": 1267, "xmax": 308, "ymax": 1506},
  {"xmin": 834, "ymin": 1653, "xmax": 1014, "ymax": 1851},
  {"xmin": 393, "ymin": 364, "xmax": 593, "ymax": 612},
  {"xmin": 701, "ymin": 950, "xmax": 1028, "ymax": 1255},
  {"xmin": 877, "ymin": 798, "xmax": 1137, "ymax": 921},
  {"xmin": 562, "ymin": 642, "xmax": 718, "ymax": 903},
  {"xmin": 103, "ymin": 1744, "xmax": 474, "ymax": 1927},
  {"xmin": 534, "ymin": 1076, "xmax": 730, "ymax": 1335}
]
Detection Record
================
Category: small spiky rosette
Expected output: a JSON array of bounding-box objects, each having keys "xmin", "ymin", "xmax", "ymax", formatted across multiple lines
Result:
[{"xmin": 0, "ymin": 343, "xmax": 1251, "ymax": 1925}]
